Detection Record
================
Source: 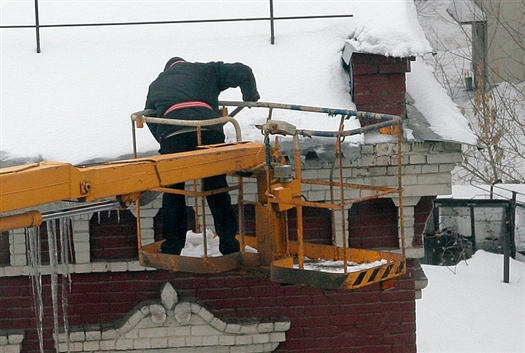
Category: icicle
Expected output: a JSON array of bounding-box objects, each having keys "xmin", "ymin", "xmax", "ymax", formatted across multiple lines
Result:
[
  {"xmin": 97, "ymin": 211, "xmax": 101, "ymax": 224},
  {"xmin": 116, "ymin": 209, "xmax": 121, "ymax": 224},
  {"xmin": 59, "ymin": 219, "xmax": 72, "ymax": 352},
  {"xmin": 26, "ymin": 227, "xmax": 44, "ymax": 353},
  {"xmin": 46, "ymin": 220, "xmax": 60, "ymax": 353}
]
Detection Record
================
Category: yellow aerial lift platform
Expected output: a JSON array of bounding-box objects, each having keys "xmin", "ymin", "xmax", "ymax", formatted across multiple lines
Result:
[{"xmin": 0, "ymin": 101, "xmax": 406, "ymax": 290}]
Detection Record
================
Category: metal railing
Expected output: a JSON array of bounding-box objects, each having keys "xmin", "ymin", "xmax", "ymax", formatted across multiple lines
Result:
[{"xmin": 1, "ymin": 0, "xmax": 353, "ymax": 53}]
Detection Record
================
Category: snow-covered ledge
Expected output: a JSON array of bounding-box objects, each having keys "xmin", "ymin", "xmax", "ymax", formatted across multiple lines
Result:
[{"xmin": 58, "ymin": 282, "xmax": 291, "ymax": 352}]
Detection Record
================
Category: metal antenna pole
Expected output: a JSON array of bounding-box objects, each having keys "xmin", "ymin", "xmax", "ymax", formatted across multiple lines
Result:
[{"xmin": 34, "ymin": 0, "xmax": 41, "ymax": 53}]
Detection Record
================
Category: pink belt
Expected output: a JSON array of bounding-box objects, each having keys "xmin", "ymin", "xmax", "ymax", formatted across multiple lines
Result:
[{"xmin": 164, "ymin": 101, "xmax": 213, "ymax": 116}]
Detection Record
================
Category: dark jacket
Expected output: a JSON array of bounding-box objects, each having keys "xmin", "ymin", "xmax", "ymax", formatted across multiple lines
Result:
[{"xmin": 145, "ymin": 59, "xmax": 260, "ymax": 142}]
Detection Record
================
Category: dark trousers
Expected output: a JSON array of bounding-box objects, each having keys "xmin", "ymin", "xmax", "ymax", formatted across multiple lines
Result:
[{"xmin": 159, "ymin": 130, "xmax": 239, "ymax": 255}]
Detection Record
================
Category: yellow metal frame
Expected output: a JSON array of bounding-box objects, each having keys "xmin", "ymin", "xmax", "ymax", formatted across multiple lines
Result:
[{"xmin": 0, "ymin": 102, "xmax": 407, "ymax": 291}]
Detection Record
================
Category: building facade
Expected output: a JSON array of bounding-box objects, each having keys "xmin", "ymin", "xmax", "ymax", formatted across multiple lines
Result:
[{"xmin": 0, "ymin": 53, "xmax": 464, "ymax": 353}]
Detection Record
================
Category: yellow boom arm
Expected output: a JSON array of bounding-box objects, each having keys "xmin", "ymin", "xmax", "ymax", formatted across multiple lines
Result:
[{"xmin": 0, "ymin": 142, "xmax": 265, "ymax": 230}]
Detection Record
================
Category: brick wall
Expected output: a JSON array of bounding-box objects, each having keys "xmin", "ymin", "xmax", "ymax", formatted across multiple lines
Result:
[
  {"xmin": 348, "ymin": 198, "xmax": 399, "ymax": 249},
  {"xmin": 0, "ymin": 138, "xmax": 459, "ymax": 352},
  {"xmin": 352, "ymin": 53, "xmax": 410, "ymax": 116},
  {"xmin": 0, "ymin": 50, "xmax": 462, "ymax": 353},
  {"xmin": 0, "ymin": 260, "xmax": 417, "ymax": 353},
  {"xmin": 413, "ymin": 196, "xmax": 436, "ymax": 246},
  {"xmin": 90, "ymin": 210, "xmax": 137, "ymax": 261}
]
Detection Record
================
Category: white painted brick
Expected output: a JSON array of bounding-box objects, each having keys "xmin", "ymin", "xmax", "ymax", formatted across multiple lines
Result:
[
  {"xmin": 74, "ymin": 220, "xmax": 90, "ymax": 232},
  {"xmin": 248, "ymin": 343, "xmax": 266, "ymax": 353},
  {"xmin": 101, "ymin": 329, "xmax": 118, "ymax": 340},
  {"xmin": 109, "ymin": 262, "xmax": 128, "ymax": 272},
  {"xmin": 83, "ymin": 340, "xmax": 100, "ymax": 351},
  {"xmin": 403, "ymin": 218, "xmax": 415, "ymax": 228},
  {"xmin": 375, "ymin": 143, "xmax": 394, "ymax": 156},
  {"xmin": 439, "ymin": 163, "xmax": 456, "ymax": 173},
  {"xmin": 274, "ymin": 321, "xmax": 291, "ymax": 331},
  {"xmin": 115, "ymin": 338, "xmax": 134, "ymax": 350},
  {"xmin": 91, "ymin": 262, "xmax": 109, "ymax": 272},
  {"xmin": 139, "ymin": 326, "xmax": 167, "ymax": 338},
  {"xmin": 12, "ymin": 244, "xmax": 26, "ymax": 255},
  {"xmin": 405, "ymin": 247, "xmax": 424, "ymax": 258},
  {"xmin": 219, "ymin": 335, "xmax": 235, "ymax": 346},
  {"xmin": 167, "ymin": 336, "xmax": 185, "ymax": 347},
  {"xmin": 152, "ymin": 198, "xmax": 163, "ymax": 209},
  {"xmin": 235, "ymin": 335, "xmax": 253, "ymax": 345},
  {"xmin": 209, "ymin": 317, "xmax": 227, "ymax": 332},
  {"xmin": 73, "ymin": 242, "xmax": 90, "ymax": 253},
  {"xmin": 138, "ymin": 208, "xmax": 158, "ymax": 218},
  {"xmin": 225, "ymin": 324, "xmax": 242, "ymax": 334},
  {"xmin": 391, "ymin": 154, "xmax": 409, "ymax": 165},
  {"xmin": 368, "ymin": 175, "xmax": 398, "ymax": 187},
  {"xmin": 404, "ymin": 227, "xmax": 415, "ymax": 238},
  {"xmin": 252, "ymin": 334, "xmax": 270, "ymax": 344},
  {"xmin": 401, "ymin": 174, "xmax": 418, "ymax": 185},
  {"xmin": 128, "ymin": 261, "xmax": 147, "ymax": 272},
  {"xmin": 300, "ymin": 169, "xmax": 317, "ymax": 180},
  {"xmin": 85, "ymin": 330, "xmax": 101, "ymax": 341},
  {"xmin": 58, "ymin": 342, "xmax": 69, "ymax": 352},
  {"xmin": 240, "ymin": 324, "xmax": 258, "ymax": 335},
  {"xmin": 264, "ymin": 343, "xmax": 279, "ymax": 352},
  {"xmin": 70, "ymin": 331, "xmax": 85, "ymax": 342},
  {"xmin": 7, "ymin": 335, "xmax": 23, "ymax": 345},
  {"xmin": 191, "ymin": 325, "xmax": 219, "ymax": 337},
  {"xmin": 100, "ymin": 340, "xmax": 116, "ymax": 350},
  {"xmin": 69, "ymin": 342, "xmax": 84, "ymax": 351},
  {"xmin": 352, "ymin": 167, "xmax": 370, "ymax": 178},
  {"xmin": 73, "ymin": 247, "xmax": 90, "ymax": 261},
  {"xmin": 409, "ymin": 154, "xmax": 426, "ymax": 164},
  {"xmin": 409, "ymin": 143, "xmax": 429, "ymax": 153},
  {"xmin": 123, "ymin": 329, "xmax": 139, "ymax": 339},
  {"xmin": 196, "ymin": 307, "xmax": 214, "ymax": 323},
  {"xmin": 369, "ymin": 167, "xmax": 387, "ymax": 176},
  {"xmin": 269, "ymin": 332, "xmax": 286, "ymax": 342},
  {"xmin": 427, "ymin": 153, "xmax": 462, "ymax": 164},
  {"xmin": 417, "ymin": 173, "xmax": 451, "ymax": 185},
  {"xmin": 73, "ymin": 263, "xmax": 92, "ymax": 273},
  {"xmin": 402, "ymin": 165, "xmax": 422, "ymax": 175},
  {"xmin": 133, "ymin": 337, "xmax": 151, "ymax": 349},
  {"xmin": 361, "ymin": 144, "xmax": 374, "ymax": 155},
  {"xmin": 139, "ymin": 218, "xmax": 154, "ymax": 228},
  {"xmin": 185, "ymin": 335, "xmax": 203, "ymax": 346},
  {"xmin": 201, "ymin": 335, "xmax": 220, "ymax": 346},
  {"xmin": 172, "ymin": 326, "xmax": 191, "ymax": 336},
  {"xmin": 230, "ymin": 345, "xmax": 248, "ymax": 353},
  {"xmin": 73, "ymin": 232, "xmax": 90, "ymax": 243},
  {"xmin": 422, "ymin": 164, "xmax": 439, "ymax": 174},
  {"xmin": 304, "ymin": 190, "xmax": 327, "ymax": 202},
  {"xmin": 11, "ymin": 255, "xmax": 26, "ymax": 267},
  {"xmin": 151, "ymin": 337, "xmax": 168, "ymax": 348}
]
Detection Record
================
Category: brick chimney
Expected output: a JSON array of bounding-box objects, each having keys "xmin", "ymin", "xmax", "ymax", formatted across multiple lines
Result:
[{"xmin": 343, "ymin": 44, "xmax": 412, "ymax": 119}]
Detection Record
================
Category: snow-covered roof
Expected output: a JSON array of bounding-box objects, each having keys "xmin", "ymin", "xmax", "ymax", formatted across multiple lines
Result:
[{"xmin": 0, "ymin": 0, "xmax": 475, "ymax": 165}]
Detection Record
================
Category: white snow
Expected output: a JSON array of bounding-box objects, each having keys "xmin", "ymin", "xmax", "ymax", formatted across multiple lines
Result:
[
  {"xmin": 294, "ymin": 257, "xmax": 388, "ymax": 273},
  {"xmin": 183, "ymin": 230, "xmax": 525, "ymax": 352},
  {"xmin": 417, "ymin": 250, "xmax": 525, "ymax": 353},
  {"xmin": 3, "ymin": 1, "xmax": 521, "ymax": 351},
  {"xmin": 407, "ymin": 59, "xmax": 477, "ymax": 145},
  {"xmin": 0, "ymin": 0, "xmax": 476, "ymax": 165}
]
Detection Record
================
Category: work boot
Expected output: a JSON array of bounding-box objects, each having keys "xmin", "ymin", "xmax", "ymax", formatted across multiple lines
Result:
[{"xmin": 219, "ymin": 238, "xmax": 240, "ymax": 255}]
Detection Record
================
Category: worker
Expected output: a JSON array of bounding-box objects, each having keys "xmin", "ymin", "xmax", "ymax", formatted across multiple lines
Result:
[{"xmin": 145, "ymin": 57, "xmax": 260, "ymax": 256}]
